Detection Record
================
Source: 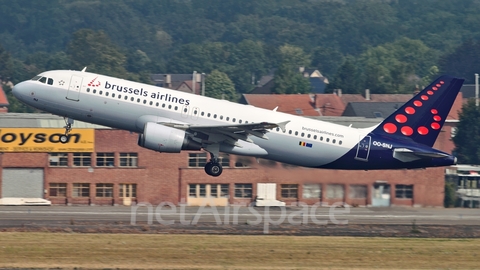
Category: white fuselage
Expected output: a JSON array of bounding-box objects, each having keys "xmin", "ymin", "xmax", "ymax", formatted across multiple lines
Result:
[{"xmin": 13, "ymin": 70, "xmax": 372, "ymax": 167}]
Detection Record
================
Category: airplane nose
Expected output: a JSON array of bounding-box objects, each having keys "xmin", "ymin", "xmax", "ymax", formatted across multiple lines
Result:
[{"xmin": 12, "ymin": 81, "xmax": 29, "ymax": 100}]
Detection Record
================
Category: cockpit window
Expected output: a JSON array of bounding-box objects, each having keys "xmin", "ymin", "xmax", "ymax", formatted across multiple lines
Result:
[
  {"xmin": 47, "ymin": 78, "xmax": 53, "ymax": 85},
  {"xmin": 39, "ymin": 77, "xmax": 47, "ymax": 83},
  {"xmin": 31, "ymin": 75, "xmax": 41, "ymax": 81}
]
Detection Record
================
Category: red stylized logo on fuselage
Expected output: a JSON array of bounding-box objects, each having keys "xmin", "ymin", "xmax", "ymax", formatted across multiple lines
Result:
[{"xmin": 88, "ymin": 77, "xmax": 101, "ymax": 87}]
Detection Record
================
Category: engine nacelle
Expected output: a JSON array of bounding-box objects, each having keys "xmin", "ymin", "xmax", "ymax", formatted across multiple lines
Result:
[{"xmin": 138, "ymin": 122, "xmax": 201, "ymax": 153}]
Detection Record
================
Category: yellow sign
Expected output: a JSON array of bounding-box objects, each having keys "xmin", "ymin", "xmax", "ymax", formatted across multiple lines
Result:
[{"xmin": 0, "ymin": 128, "xmax": 95, "ymax": 152}]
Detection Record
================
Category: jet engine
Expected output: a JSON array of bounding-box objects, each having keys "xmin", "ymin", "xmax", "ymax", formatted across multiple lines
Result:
[{"xmin": 138, "ymin": 122, "xmax": 201, "ymax": 153}]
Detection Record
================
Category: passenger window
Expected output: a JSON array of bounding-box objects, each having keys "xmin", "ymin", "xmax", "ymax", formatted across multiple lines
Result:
[
  {"xmin": 143, "ymin": 100, "xmax": 147, "ymax": 104},
  {"xmin": 168, "ymin": 105, "xmax": 172, "ymax": 109},
  {"xmin": 99, "ymin": 91, "xmax": 103, "ymax": 95},
  {"xmin": 93, "ymin": 89, "xmax": 97, "ymax": 94},
  {"xmin": 307, "ymin": 134, "xmax": 311, "ymax": 138},
  {"xmin": 295, "ymin": 131, "xmax": 298, "ymax": 136},
  {"xmin": 201, "ymin": 112, "xmax": 205, "ymax": 116},
  {"xmin": 184, "ymin": 108, "xmax": 188, "ymax": 113},
  {"xmin": 320, "ymin": 137, "xmax": 323, "ymax": 141},
  {"xmin": 289, "ymin": 130, "xmax": 292, "ymax": 134},
  {"xmin": 207, "ymin": 113, "xmax": 211, "ymax": 117},
  {"xmin": 226, "ymin": 117, "xmax": 230, "ymax": 121},
  {"xmin": 220, "ymin": 115, "xmax": 223, "ymax": 120},
  {"xmin": 156, "ymin": 102, "xmax": 159, "ymax": 107},
  {"xmin": 214, "ymin": 114, "xmax": 217, "ymax": 118},
  {"xmin": 301, "ymin": 133, "xmax": 304, "ymax": 137},
  {"xmin": 339, "ymin": 141, "xmax": 343, "ymax": 145},
  {"xmin": 130, "ymin": 97, "xmax": 134, "ymax": 101},
  {"xmin": 137, "ymin": 98, "xmax": 141, "ymax": 103},
  {"xmin": 174, "ymin": 106, "xmax": 178, "ymax": 110},
  {"xmin": 47, "ymin": 78, "xmax": 54, "ymax": 85},
  {"xmin": 105, "ymin": 92, "xmax": 109, "ymax": 96},
  {"xmin": 87, "ymin": 88, "xmax": 90, "ymax": 92},
  {"xmin": 276, "ymin": 128, "xmax": 279, "ymax": 132},
  {"xmin": 326, "ymin": 138, "xmax": 330, "ymax": 142},
  {"xmin": 333, "ymin": 139, "xmax": 336, "ymax": 144},
  {"xmin": 162, "ymin": 104, "xmax": 166, "ymax": 108},
  {"xmin": 112, "ymin": 93, "xmax": 115, "ymax": 98},
  {"xmin": 314, "ymin": 135, "xmax": 317, "ymax": 140},
  {"xmin": 232, "ymin": 118, "xmax": 236, "ymax": 122},
  {"xmin": 239, "ymin": 120, "xmax": 242, "ymax": 123}
]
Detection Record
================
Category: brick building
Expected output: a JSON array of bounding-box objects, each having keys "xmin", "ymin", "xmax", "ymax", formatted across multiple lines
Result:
[{"xmin": 0, "ymin": 112, "xmax": 452, "ymax": 207}]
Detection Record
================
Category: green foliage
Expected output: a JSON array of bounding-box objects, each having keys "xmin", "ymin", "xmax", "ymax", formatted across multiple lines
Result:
[
  {"xmin": 205, "ymin": 70, "xmax": 237, "ymax": 101},
  {"xmin": 272, "ymin": 63, "xmax": 310, "ymax": 94},
  {"xmin": 444, "ymin": 181, "xmax": 457, "ymax": 208},
  {"xmin": 2, "ymin": 0, "xmax": 480, "ymax": 102},
  {"xmin": 67, "ymin": 29, "xmax": 128, "ymax": 77},
  {"xmin": 453, "ymin": 99, "xmax": 480, "ymax": 164}
]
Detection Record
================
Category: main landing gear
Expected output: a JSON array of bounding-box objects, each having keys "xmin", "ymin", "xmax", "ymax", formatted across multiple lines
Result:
[
  {"xmin": 60, "ymin": 117, "xmax": 74, "ymax": 144},
  {"xmin": 204, "ymin": 145, "xmax": 223, "ymax": 177}
]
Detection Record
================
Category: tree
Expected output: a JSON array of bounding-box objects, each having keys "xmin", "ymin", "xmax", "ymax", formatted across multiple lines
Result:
[
  {"xmin": 271, "ymin": 62, "xmax": 310, "ymax": 94},
  {"xmin": 0, "ymin": 44, "xmax": 14, "ymax": 81},
  {"xmin": 453, "ymin": 99, "xmax": 480, "ymax": 164},
  {"xmin": 205, "ymin": 70, "xmax": 237, "ymax": 101},
  {"xmin": 327, "ymin": 57, "xmax": 359, "ymax": 94},
  {"xmin": 67, "ymin": 29, "xmax": 128, "ymax": 77}
]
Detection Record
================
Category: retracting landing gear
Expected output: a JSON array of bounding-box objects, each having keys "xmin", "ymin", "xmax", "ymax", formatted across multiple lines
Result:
[
  {"xmin": 60, "ymin": 117, "xmax": 74, "ymax": 144},
  {"xmin": 204, "ymin": 144, "xmax": 223, "ymax": 177}
]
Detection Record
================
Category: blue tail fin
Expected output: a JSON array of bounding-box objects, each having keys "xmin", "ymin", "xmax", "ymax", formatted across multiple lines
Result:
[{"xmin": 373, "ymin": 75, "xmax": 464, "ymax": 147}]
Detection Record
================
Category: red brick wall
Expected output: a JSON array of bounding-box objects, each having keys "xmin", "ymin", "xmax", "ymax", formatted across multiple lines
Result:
[{"xmin": 0, "ymin": 129, "xmax": 447, "ymax": 207}]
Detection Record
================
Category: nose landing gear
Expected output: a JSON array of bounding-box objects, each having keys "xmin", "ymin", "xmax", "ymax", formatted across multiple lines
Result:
[{"xmin": 60, "ymin": 117, "xmax": 74, "ymax": 143}]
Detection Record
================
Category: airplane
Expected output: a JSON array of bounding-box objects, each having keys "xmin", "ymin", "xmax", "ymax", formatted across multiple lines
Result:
[{"xmin": 12, "ymin": 69, "xmax": 464, "ymax": 177}]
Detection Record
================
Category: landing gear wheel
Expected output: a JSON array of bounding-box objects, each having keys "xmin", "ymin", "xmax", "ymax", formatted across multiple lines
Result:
[
  {"xmin": 60, "ymin": 134, "xmax": 69, "ymax": 144},
  {"xmin": 204, "ymin": 162, "xmax": 223, "ymax": 177}
]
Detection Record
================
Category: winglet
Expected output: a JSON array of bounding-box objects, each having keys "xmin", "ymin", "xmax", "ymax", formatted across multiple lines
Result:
[{"xmin": 277, "ymin": 120, "xmax": 290, "ymax": 132}]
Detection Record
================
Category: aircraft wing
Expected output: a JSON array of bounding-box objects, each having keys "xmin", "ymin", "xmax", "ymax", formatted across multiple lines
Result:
[
  {"xmin": 161, "ymin": 121, "xmax": 290, "ymax": 144},
  {"xmin": 393, "ymin": 148, "xmax": 450, "ymax": 162}
]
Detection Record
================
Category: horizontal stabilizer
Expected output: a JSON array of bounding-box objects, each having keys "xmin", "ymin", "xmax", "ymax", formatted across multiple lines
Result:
[{"xmin": 393, "ymin": 148, "xmax": 449, "ymax": 162}]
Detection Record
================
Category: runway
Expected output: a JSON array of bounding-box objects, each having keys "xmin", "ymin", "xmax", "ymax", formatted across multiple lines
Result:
[{"xmin": 0, "ymin": 205, "xmax": 478, "ymax": 227}]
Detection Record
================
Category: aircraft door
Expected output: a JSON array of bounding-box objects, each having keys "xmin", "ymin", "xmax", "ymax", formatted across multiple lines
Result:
[
  {"xmin": 66, "ymin": 75, "xmax": 83, "ymax": 101},
  {"xmin": 355, "ymin": 135, "xmax": 371, "ymax": 161}
]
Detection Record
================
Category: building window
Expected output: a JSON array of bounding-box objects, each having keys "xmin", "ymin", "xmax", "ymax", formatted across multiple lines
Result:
[
  {"xmin": 281, "ymin": 184, "xmax": 298, "ymax": 198},
  {"xmin": 188, "ymin": 184, "xmax": 229, "ymax": 198},
  {"xmin": 395, "ymin": 185, "xmax": 413, "ymax": 199},
  {"xmin": 72, "ymin": 183, "xmax": 90, "ymax": 197},
  {"xmin": 234, "ymin": 184, "xmax": 252, "ymax": 198},
  {"xmin": 303, "ymin": 184, "xmax": 321, "ymax": 199},
  {"xmin": 73, "ymin": 153, "xmax": 91, "ymax": 167},
  {"xmin": 119, "ymin": 153, "xmax": 138, "ymax": 167},
  {"xmin": 49, "ymin": 153, "xmax": 68, "ymax": 167},
  {"xmin": 49, "ymin": 183, "xmax": 67, "ymax": 197},
  {"xmin": 219, "ymin": 154, "xmax": 230, "ymax": 167},
  {"xmin": 119, "ymin": 184, "xmax": 137, "ymax": 198},
  {"xmin": 326, "ymin": 184, "xmax": 345, "ymax": 199},
  {"xmin": 96, "ymin": 183, "xmax": 113, "ymax": 197},
  {"xmin": 211, "ymin": 184, "xmax": 229, "ymax": 198},
  {"xmin": 188, "ymin": 152, "xmax": 208, "ymax": 167},
  {"xmin": 234, "ymin": 157, "xmax": 252, "ymax": 168},
  {"xmin": 349, "ymin": 185, "xmax": 367, "ymax": 199},
  {"xmin": 96, "ymin": 153, "xmax": 114, "ymax": 167}
]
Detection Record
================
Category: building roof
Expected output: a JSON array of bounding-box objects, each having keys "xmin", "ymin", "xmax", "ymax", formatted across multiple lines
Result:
[
  {"xmin": 342, "ymin": 102, "xmax": 406, "ymax": 118},
  {"xmin": 0, "ymin": 84, "xmax": 9, "ymax": 107},
  {"xmin": 0, "ymin": 113, "xmax": 109, "ymax": 128},
  {"xmin": 242, "ymin": 94, "xmax": 345, "ymax": 116},
  {"xmin": 340, "ymin": 93, "xmax": 414, "ymax": 104}
]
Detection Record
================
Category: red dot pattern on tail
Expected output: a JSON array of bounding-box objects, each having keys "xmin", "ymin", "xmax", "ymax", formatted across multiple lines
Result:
[{"xmin": 382, "ymin": 80, "xmax": 445, "ymax": 137}]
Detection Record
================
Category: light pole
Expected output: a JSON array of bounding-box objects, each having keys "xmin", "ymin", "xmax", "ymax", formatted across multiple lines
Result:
[{"xmin": 475, "ymin": 73, "xmax": 479, "ymax": 107}]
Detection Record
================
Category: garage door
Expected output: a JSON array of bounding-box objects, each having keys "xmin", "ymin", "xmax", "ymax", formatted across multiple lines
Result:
[{"xmin": 1, "ymin": 169, "xmax": 44, "ymax": 198}]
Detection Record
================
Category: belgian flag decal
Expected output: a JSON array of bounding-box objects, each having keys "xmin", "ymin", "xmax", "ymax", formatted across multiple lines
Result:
[{"xmin": 299, "ymin": 141, "xmax": 313, "ymax": 148}]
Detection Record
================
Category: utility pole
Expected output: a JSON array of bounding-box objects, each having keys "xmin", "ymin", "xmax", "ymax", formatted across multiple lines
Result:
[
  {"xmin": 192, "ymin": 71, "xmax": 196, "ymax": 95},
  {"xmin": 475, "ymin": 73, "xmax": 479, "ymax": 107}
]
